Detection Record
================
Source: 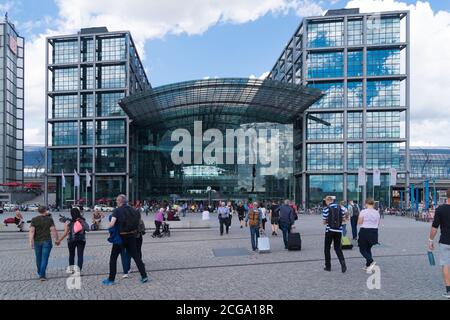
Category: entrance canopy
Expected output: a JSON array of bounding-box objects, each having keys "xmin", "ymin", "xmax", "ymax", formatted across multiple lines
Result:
[{"xmin": 120, "ymin": 78, "xmax": 323, "ymax": 129}]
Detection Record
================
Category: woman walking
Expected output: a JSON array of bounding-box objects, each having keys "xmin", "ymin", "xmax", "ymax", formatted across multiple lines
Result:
[
  {"xmin": 358, "ymin": 198, "xmax": 381, "ymax": 273},
  {"xmin": 56, "ymin": 207, "xmax": 89, "ymax": 272}
]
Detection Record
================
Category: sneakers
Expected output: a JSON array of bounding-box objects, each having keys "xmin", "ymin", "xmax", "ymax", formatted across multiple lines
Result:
[
  {"xmin": 341, "ymin": 263, "xmax": 347, "ymax": 273},
  {"xmin": 324, "ymin": 267, "xmax": 331, "ymax": 272},
  {"xmin": 102, "ymin": 279, "xmax": 115, "ymax": 286},
  {"xmin": 38, "ymin": 277, "xmax": 47, "ymax": 282},
  {"xmin": 366, "ymin": 262, "xmax": 377, "ymax": 274},
  {"xmin": 141, "ymin": 277, "xmax": 149, "ymax": 284},
  {"xmin": 122, "ymin": 273, "xmax": 129, "ymax": 279},
  {"xmin": 443, "ymin": 292, "xmax": 450, "ymax": 299}
]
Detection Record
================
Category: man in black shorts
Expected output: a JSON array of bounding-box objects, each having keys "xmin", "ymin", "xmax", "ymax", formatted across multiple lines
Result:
[
  {"xmin": 270, "ymin": 200, "xmax": 280, "ymax": 236},
  {"xmin": 236, "ymin": 202, "xmax": 246, "ymax": 229}
]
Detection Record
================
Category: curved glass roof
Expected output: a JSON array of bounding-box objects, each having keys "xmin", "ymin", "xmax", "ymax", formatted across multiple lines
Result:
[{"xmin": 120, "ymin": 78, "xmax": 323, "ymax": 129}]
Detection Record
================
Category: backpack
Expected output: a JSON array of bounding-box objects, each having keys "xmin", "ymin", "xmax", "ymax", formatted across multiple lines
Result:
[
  {"xmin": 248, "ymin": 210, "xmax": 260, "ymax": 227},
  {"xmin": 69, "ymin": 219, "xmax": 86, "ymax": 241},
  {"xmin": 327, "ymin": 205, "xmax": 342, "ymax": 230},
  {"xmin": 120, "ymin": 206, "xmax": 140, "ymax": 234}
]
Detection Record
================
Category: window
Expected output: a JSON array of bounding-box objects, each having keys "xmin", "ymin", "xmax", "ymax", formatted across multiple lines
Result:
[
  {"xmin": 307, "ymin": 143, "xmax": 343, "ymax": 170},
  {"xmin": 347, "ymin": 20, "xmax": 363, "ymax": 45},
  {"xmin": 367, "ymin": 80, "xmax": 400, "ymax": 108},
  {"xmin": 80, "ymin": 66, "xmax": 94, "ymax": 90},
  {"xmin": 347, "ymin": 51, "xmax": 363, "ymax": 77},
  {"xmin": 80, "ymin": 148, "xmax": 93, "ymax": 171},
  {"xmin": 308, "ymin": 175, "xmax": 343, "ymax": 205},
  {"xmin": 52, "ymin": 95, "xmax": 78, "ymax": 118},
  {"xmin": 97, "ymin": 37, "xmax": 126, "ymax": 61},
  {"xmin": 308, "ymin": 21, "xmax": 344, "ymax": 48},
  {"xmin": 53, "ymin": 40, "xmax": 78, "ymax": 64},
  {"xmin": 347, "ymin": 112, "xmax": 363, "ymax": 139},
  {"xmin": 81, "ymin": 38, "xmax": 94, "ymax": 62},
  {"xmin": 347, "ymin": 143, "xmax": 362, "ymax": 170},
  {"xmin": 347, "ymin": 81, "xmax": 363, "ymax": 108},
  {"xmin": 307, "ymin": 113, "xmax": 343, "ymax": 140},
  {"xmin": 367, "ymin": 142, "xmax": 402, "ymax": 169},
  {"xmin": 367, "ymin": 17, "xmax": 400, "ymax": 45},
  {"xmin": 95, "ymin": 148, "xmax": 126, "ymax": 173},
  {"xmin": 48, "ymin": 149, "xmax": 77, "ymax": 173},
  {"xmin": 81, "ymin": 94, "xmax": 94, "ymax": 118},
  {"xmin": 307, "ymin": 52, "xmax": 344, "ymax": 78},
  {"xmin": 367, "ymin": 49, "xmax": 400, "ymax": 76},
  {"xmin": 53, "ymin": 68, "xmax": 78, "ymax": 91},
  {"xmin": 97, "ymin": 65, "xmax": 126, "ymax": 89},
  {"xmin": 308, "ymin": 82, "xmax": 344, "ymax": 109},
  {"xmin": 52, "ymin": 122, "xmax": 77, "ymax": 146},
  {"xmin": 80, "ymin": 121, "xmax": 94, "ymax": 145},
  {"xmin": 97, "ymin": 92, "xmax": 126, "ymax": 117},
  {"xmin": 367, "ymin": 111, "xmax": 400, "ymax": 138},
  {"xmin": 96, "ymin": 120, "xmax": 126, "ymax": 145}
]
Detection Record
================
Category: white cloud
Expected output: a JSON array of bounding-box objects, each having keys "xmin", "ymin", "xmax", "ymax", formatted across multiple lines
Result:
[
  {"xmin": 346, "ymin": 0, "xmax": 450, "ymax": 147},
  {"xmin": 23, "ymin": 0, "xmax": 324, "ymax": 146},
  {"xmin": 0, "ymin": 2, "xmax": 14, "ymax": 13}
]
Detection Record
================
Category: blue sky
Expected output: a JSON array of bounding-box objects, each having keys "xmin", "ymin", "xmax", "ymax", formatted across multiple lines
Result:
[
  {"xmin": 2, "ymin": 0, "xmax": 450, "ymax": 146},
  {"xmin": 5, "ymin": 0, "xmax": 447, "ymax": 86}
]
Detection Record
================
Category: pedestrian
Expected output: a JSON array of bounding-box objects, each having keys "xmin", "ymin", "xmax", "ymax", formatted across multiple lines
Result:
[
  {"xmin": 323, "ymin": 196, "xmax": 347, "ymax": 273},
  {"xmin": 236, "ymin": 202, "xmax": 246, "ymax": 228},
  {"xmin": 245, "ymin": 202, "xmax": 263, "ymax": 251},
  {"xmin": 56, "ymin": 207, "xmax": 89, "ymax": 273},
  {"xmin": 14, "ymin": 209, "xmax": 25, "ymax": 232},
  {"xmin": 217, "ymin": 202, "xmax": 230, "ymax": 236},
  {"xmin": 260, "ymin": 204, "xmax": 267, "ymax": 231},
  {"xmin": 278, "ymin": 200, "xmax": 296, "ymax": 249},
  {"xmin": 428, "ymin": 188, "xmax": 450, "ymax": 299},
  {"xmin": 102, "ymin": 194, "xmax": 148, "ymax": 285},
  {"xmin": 152, "ymin": 208, "xmax": 164, "ymax": 238},
  {"xmin": 357, "ymin": 198, "xmax": 380, "ymax": 273},
  {"xmin": 28, "ymin": 206, "xmax": 60, "ymax": 281},
  {"xmin": 227, "ymin": 201, "xmax": 234, "ymax": 230},
  {"xmin": 106, "ymin": 212, "xmax": 132, "ymax": 279},
  {"xmin": 340, "ymin": 201, "xmax": 349, "ymax": 237},
  {"xmin": 123, "ymin": 217, "xmax": 146, "ymax": 276},
  {"xmin": 349, "ymin": 200, "xmax": 359, "ymax": 240},
  {"xmin": 269, "ymin": 200, "xmax": 280, "ymax": 236}
]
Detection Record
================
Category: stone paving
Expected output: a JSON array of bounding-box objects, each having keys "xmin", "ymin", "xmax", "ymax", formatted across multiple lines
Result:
[{"xmin": 0, "ymin": 213, "xmax": 447, "ymax": 300}]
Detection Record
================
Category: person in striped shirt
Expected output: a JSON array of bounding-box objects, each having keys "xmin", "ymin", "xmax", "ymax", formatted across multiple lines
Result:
[{"xmin": 323, "ymin": 196, "xmax": 347, "ymax": 273}]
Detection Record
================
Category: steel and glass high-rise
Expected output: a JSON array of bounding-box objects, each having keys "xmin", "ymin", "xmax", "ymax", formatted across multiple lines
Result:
[
  {"xmin": 0, "ymin": 16, "xmax": 24, "ymax": 186},
  {"xmin": 268, "ymin": 8, "xmax": 410, "ymax": 207},
  {"xmin": 45, "ymin": 27, "xmax": 150, "ymax": 206}
]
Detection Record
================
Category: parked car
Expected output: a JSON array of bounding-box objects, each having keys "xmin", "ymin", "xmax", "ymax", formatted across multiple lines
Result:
[
  {"xmin": 3, "ymin": 204, "xmax": 17, "ymax": 211},
  {"xmin": 94, "ymin": 205, "xmax": 114, "ymax": 212},
  {"xmin": 27, "ymin": 204, "xmax": 40, "ymax": 212}
]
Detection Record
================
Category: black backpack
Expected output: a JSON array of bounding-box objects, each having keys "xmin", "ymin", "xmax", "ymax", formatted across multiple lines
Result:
[
  {"xmin": 120, "ymin": 206, "xmax": 140, "ymax": 234},
  {"xmin": 327, "ymin": 206, "xmax": 342, "ymax": 230}
]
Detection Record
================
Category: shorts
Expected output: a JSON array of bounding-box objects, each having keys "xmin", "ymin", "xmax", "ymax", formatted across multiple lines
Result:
[
  {"xmin": 271, "ymin": 217, "xmax": 280, "ymax": 225},
  {"xmin": 238, "ymin": 214, "xmax": 245, "ymax": 221},
  {"xmin": 439, "ymin": 243, "xmax": 450, "ymax": 266}
]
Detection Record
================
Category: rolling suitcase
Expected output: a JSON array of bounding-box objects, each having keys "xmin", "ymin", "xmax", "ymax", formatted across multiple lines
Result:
[
  {"xmin": 288, "ymin": 232, "xmax": 301, "ymax": 251},
  {"xmin": 341, "ymin": 235, "xmax": 353, "ymax": 250},
  {"xmin": 257, "ymin": 231, "xmax": 271, "ymax": 253}
]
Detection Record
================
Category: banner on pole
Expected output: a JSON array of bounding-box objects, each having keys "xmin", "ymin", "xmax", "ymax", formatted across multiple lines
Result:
[
  {"xmin": 373, "ymin": 168, "xmax": 381, "ymax": 186},
  {"xmin": 389, "ymin": 168, "xmax": 397, "ymax": 186},
  {"xmin": 61, "ymin": 170, "xmax": 66, "ymax": 189},
  {"xmin": 358, "ymin": 168, "xmax": 366, "ymax": 186},
  {"xmin": 74, "ymin": 170, "xmax": 80, "ymax": 188},
  {"xmin": 86, "ymin": 170, "xmax": 91, "ymax": 188}
]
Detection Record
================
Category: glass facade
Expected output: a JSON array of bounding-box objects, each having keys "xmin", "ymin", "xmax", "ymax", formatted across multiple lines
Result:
[
  {"xmin": 46, "ymin": 28, "xmax": 150, "ymax": 206},
  {"xmin": 268, "ymin": 9, "xmax": 409, "ymax": 207},
  {"xmin": 0, "ymin": 20, "xmax": 25, "ymax": 184}
]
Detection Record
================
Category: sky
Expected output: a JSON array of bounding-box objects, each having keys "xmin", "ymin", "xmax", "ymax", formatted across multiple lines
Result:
[{"xmin": 1, "ymin": 0, "xmax": 450, "ymax": 147}]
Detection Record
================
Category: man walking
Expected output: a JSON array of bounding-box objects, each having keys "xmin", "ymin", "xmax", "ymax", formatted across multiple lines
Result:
[
  {"xmin": 103, "ymin": 194, "xmax": 148, "ymax": 285},
  {"xmin": 428, "ymin": 188, "xmax": 450, "ymax": 299},
  {"xmin": 349, "ymin": 200, "xmax": 359, "ymax": 240},
  {"xmin": 29, "ymin": 206, "xmax": 60, "ymax": 281},
  {"xmin": 217, "ymin": 202, "xmax": 230, "ymax": 236},
  {"xmin": 278, "ymin": 200, "xmax": 296, "ymax": 249},
  {"xmin": 323, "ymin": 196, "xmax": 347, "ymax": 273},
  {"xmin": 245, "ymin": 202, "xmax": 263, "ymax": 251}
]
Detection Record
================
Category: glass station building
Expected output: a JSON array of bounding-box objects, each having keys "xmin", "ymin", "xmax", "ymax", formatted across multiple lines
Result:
[
  {"xmin": 45, "ymin": 27, "xmax": 150, "ymax": 206},
  {"xmin": 45, "ymin": 8, "xmax": 411, "ymax": 208},
  {"xmin": 268, "ymin": 8, "xmax": 410, "ymax": 206}
]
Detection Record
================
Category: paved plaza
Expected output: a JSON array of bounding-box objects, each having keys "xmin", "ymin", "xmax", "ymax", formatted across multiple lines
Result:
[{"xmin": 0, "ymin": 212, "xmax": 446, "ymax": 300}]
